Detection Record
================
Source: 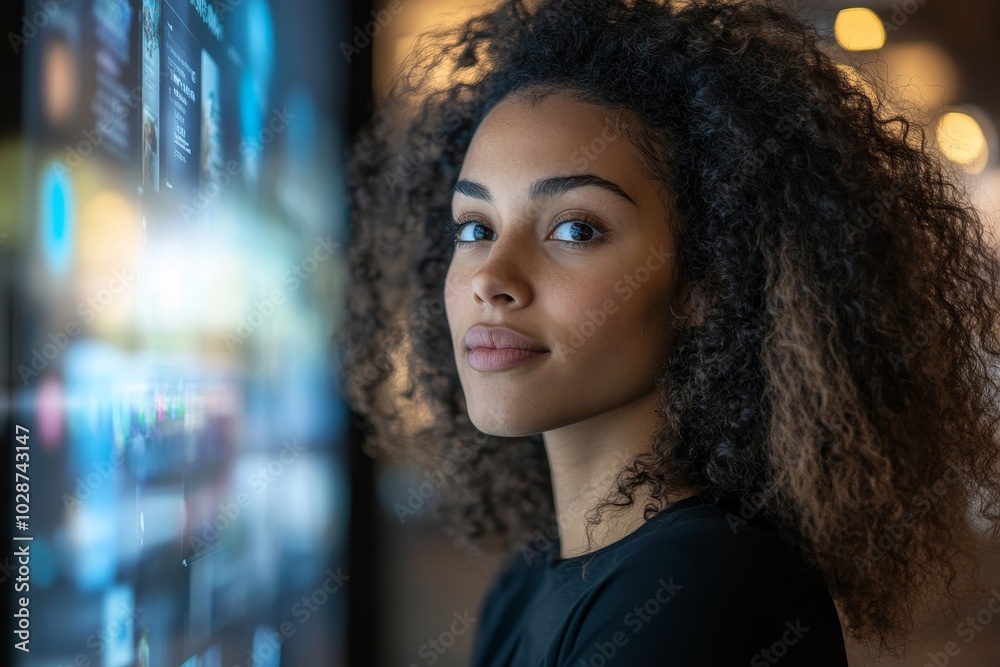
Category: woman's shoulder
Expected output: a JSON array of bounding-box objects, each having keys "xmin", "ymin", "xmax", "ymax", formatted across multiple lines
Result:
[
  {"xmin": 614, "ymin": 496, "xmax": 827, "ymax": 598},
  {"xmin": 549, "ymin": 498, "xmax": 850, "ymax": 665},
  {"xmin": 488, "ymin": 494, "xmax": 820, "ymax": 588},
  {"xmin": 632, "ymin": 495, "xmax": 799, "ymax": 560}
]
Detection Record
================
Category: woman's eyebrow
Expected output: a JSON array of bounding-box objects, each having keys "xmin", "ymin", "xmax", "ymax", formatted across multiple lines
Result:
[{"xmin": 452, "ymin": 174, "xmax": 637, "ymax": 207}]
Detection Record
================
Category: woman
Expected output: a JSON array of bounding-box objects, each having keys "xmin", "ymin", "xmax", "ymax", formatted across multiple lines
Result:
[{"xmin": 336, "ymin": 0, "xmax": 1000, "ymax": 664}]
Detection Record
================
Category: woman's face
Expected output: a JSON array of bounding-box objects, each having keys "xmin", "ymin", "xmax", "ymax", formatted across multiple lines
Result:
[{"xmin": 444, "ymin": 90, "xmax": 682, "ymax": 437}]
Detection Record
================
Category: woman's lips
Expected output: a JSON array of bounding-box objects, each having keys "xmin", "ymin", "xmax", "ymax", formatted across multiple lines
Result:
[{"xmin": 467, "ymin": 348, "xmax": 549, "ymax": 372}]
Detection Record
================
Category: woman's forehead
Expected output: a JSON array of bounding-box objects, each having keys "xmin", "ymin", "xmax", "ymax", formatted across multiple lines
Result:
[{"xmin": 461, "ymin": 93, "xmax": 646, "ymax": 182}]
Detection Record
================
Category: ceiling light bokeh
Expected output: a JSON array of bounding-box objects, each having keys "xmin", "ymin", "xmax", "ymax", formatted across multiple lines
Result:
[
  {"xmin": 935, "ymin": 107, "xmax": 994, "ymax": 174},
  {"xmin": 834, "ymin": 7, "xmax": 886, "ymax": 51}
]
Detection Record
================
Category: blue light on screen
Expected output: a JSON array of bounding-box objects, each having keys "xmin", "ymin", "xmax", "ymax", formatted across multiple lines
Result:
[
  {"xmin": 39, "ymin": 161, "xmax": 75, "ymax": 275},
  {"xmin": 16, "ymin": 0, "xmax": 351, "ymax": 664}
]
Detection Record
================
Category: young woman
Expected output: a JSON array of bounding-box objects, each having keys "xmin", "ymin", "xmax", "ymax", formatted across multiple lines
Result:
[{"xmin": 336, "ymin": 0, "xmax": 1000, "ymax": 664}]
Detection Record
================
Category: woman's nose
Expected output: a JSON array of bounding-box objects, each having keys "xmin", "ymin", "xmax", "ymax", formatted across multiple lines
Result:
[{"xmin": 469, "ymin": 227, "xmax": 535, "ymax": 307}]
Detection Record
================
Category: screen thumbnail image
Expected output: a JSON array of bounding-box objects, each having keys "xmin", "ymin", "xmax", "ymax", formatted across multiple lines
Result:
[{"xmin": 141, "ymin": 0, "xmax": 160, "ymax": 193}]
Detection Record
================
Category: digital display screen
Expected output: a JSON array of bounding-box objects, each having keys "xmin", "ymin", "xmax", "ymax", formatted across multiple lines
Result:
[{"xmin": 6, "ymin": 0, "xmax": 351, "ymax": 665}]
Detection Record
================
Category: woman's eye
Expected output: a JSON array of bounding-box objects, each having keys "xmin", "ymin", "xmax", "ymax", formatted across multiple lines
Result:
[
  {"xmin": 551, "ymin": 220, "xmax": 603, "ymax": 244},
  {"xmin": 453, "ymin": 219, "xmax": 494, "ymax": 243},
  {"xmin": 447, "ymin": 215, "xmax": 609, "ymax": 249}
]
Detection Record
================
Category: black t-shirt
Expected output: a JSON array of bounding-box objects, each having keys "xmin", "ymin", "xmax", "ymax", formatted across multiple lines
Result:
[{"xmin": 468, "ymin": 493, "xmax": 849, "ymax": 666}]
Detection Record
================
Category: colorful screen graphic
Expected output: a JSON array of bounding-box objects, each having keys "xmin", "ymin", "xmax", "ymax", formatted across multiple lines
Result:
[{"xmin": 8, "ymin": 0, "xmax": 350, "ymax": 665}]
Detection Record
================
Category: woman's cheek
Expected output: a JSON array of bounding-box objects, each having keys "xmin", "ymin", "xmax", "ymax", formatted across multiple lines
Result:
[{"xmin": 443, "ymin": 266, "xmax": 464, "ymax": 312}]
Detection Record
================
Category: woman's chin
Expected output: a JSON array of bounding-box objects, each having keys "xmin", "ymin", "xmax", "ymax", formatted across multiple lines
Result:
[{"xmin": 467, "ymin": 412, "xmax": 538, "ymax": 439}]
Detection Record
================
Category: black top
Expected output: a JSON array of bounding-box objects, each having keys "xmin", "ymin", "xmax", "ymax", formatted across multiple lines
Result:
[{"xmin": 468, "ymin": 493, "xmax": 849, "ymax": 666}]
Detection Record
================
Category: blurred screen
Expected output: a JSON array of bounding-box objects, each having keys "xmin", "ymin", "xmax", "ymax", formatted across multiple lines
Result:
[{"xmin": 5, "ymin": 0, "xmax": 351, "ymax": 665}]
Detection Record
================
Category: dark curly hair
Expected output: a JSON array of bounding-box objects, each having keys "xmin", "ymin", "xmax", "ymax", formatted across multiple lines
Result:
[{"xmin": 334, "ymin": 0, "xmax": 1000, "ymax": 657}]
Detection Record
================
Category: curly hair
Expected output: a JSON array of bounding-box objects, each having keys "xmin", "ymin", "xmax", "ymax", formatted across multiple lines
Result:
[{"xmin": 335, "ymin": 0, "xmax": 1000, "ymax": 657}]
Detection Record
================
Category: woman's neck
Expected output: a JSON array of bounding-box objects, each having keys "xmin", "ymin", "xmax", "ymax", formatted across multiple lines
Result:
[{"xmin": 541, "ymin": 388, "xmax": 696, "ymax": 559}]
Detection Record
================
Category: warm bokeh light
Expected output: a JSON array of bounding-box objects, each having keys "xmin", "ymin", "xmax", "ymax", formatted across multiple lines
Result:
[
  {"xmin": 834, "ymin": 8, "xmax": 886, "ymax": 51},
  {"xmin": 877, "ymin": 41, "xmax": 959, "ymax": 115},
  {"xmin": 77, "ymin": 190, "xmax": 140, "ymax": 272},
  {"xmin": 42, "ymin": 36, "xmax": 76, "ymax": 125},
  {"xmin": 936, "ymin": 111, "xmax": 990, "ymax": 174},
  {"xmin": 374, "ymin": 0, "xmax": 495, "ymax": 95},
  {"xmin": 76, "ymin": 190, "xmax": 141, "ymax": 334}
]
